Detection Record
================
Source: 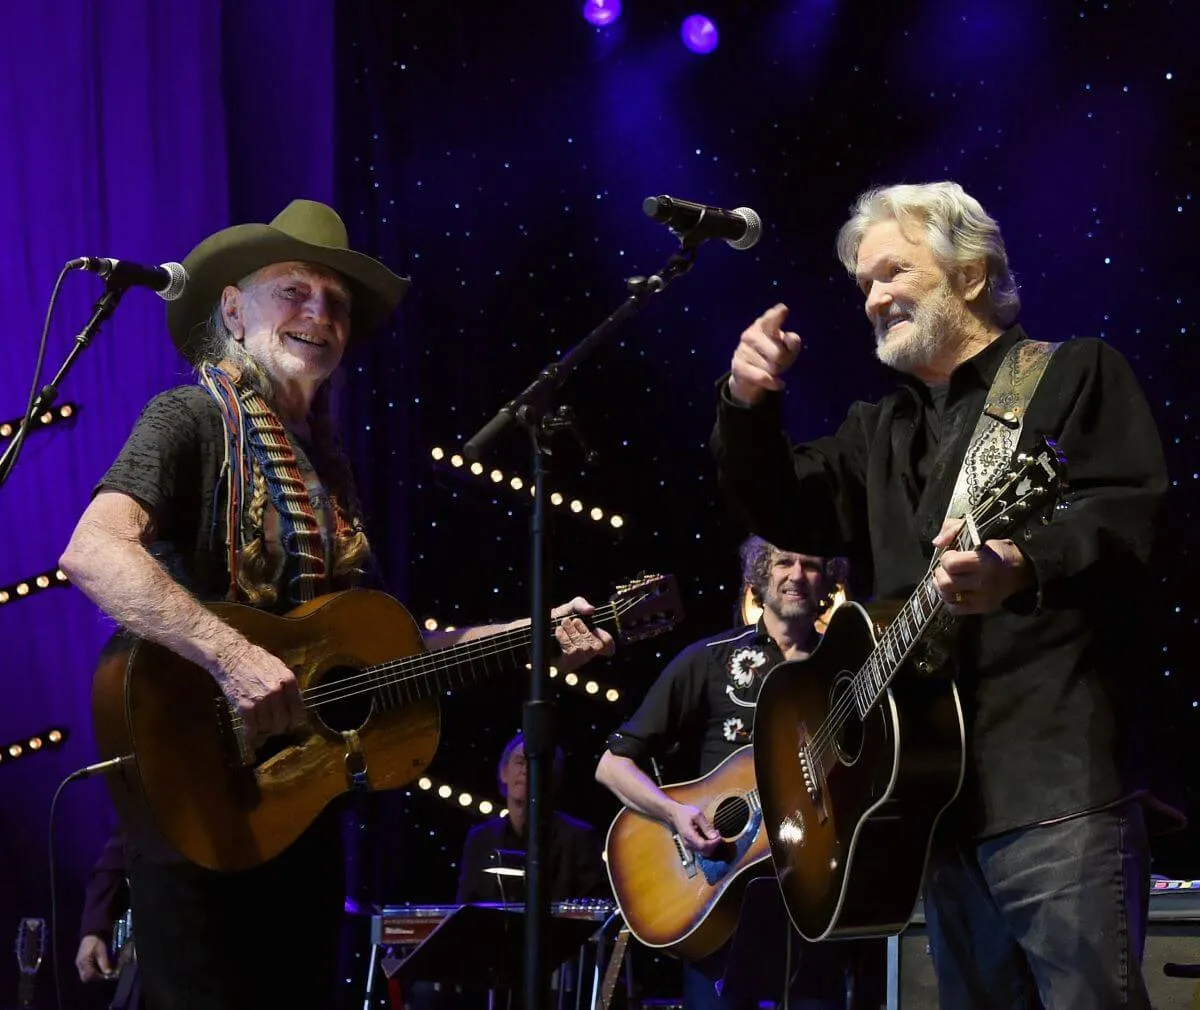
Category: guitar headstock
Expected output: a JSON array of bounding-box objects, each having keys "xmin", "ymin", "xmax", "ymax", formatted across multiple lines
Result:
[
  {"xmin": 15, "ymin": 917, "xmax": 45, "ymax": 1008},
  {"xmin": 973, "ymin": 435, "xmax": 1068, "ymax": 542},
  {"xmin": 609, "ymin": 573, "xmax": 683, "ymax": 643},
  {"xmin": 14, "ymin": 918, "xmax": 45, "ymax": 977}
]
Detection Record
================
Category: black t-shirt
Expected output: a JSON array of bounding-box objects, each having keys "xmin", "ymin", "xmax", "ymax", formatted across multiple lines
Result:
[
  {"xmin": 93, "ymin": 384, "xmax": 356, "ymax": 1006},
  {"xmin": 606, "ymin": 622, "xmax": 787, "ymax": 777},
  {"xmin": 96, "ymin": 385, "xmax": 344, "ymax": 608},
  {"xmin": 455, "ymin": 812, "xmax": 609, "ymax": 904}
]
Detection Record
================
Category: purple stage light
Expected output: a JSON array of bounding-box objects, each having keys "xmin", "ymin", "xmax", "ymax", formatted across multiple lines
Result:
[
  {"xmin": 582, "ymin": 0, "xmax": 622, "ymax": 27},
  {"xmin": 681, "ymin": 14, "xmax": 718, "ymax": 54}
]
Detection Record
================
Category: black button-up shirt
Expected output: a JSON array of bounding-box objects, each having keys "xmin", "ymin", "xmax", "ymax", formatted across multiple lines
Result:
[
  {"xmin": 712, "ymin": 325, "xmax": 1169, "ymax": 838},
  {"xmin": 607, "ymin": 621, "xmax": 787, "ymax": 777}
]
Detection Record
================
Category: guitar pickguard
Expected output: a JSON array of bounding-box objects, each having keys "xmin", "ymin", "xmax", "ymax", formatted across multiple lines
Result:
[{"xmin": 696, "ymin": 807, "xmax": 761, "ymax": 885}]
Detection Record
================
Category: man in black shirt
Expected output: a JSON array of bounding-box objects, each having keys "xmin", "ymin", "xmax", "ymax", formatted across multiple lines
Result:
[
  {"xmin": 596, "ymin": 537, "xmax": 880, "ymax": 1010},
  {"xmin": 711, "ymin": 181, "xmax": 1178, "ymax": 1008},
  {"xmin": 457, "ymin": 732, "xmax": 607, "ymax": 904}
]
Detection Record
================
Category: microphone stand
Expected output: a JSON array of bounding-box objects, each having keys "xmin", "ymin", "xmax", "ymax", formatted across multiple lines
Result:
[
  {"xmin": 462, "ymin": 236, "xmax": 704, "ymax": 1010},
  {"xmin": 0, "ymin": 280, "xmax": 128, "ymax": 489}
]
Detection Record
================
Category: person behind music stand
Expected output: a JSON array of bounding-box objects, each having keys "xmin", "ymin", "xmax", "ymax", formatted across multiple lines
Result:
[
  {"xmin": 403, "ymin": 733, "xmax": 607, "ymax": 1010},
  {"xmin": 457, "ymin": 732, "xmax": 608, "ymax": 906},
  {"xmin": 596, "ymin": 537, "xmax": 883, "ymax": 1010}
]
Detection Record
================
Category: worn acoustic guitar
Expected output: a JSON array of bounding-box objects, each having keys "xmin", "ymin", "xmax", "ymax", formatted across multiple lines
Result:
[
  {"xmin": 91, "ymin": 575, "xmax": 681, "ymax": 872},
  {"xmin": 753, "ymin": 438, "xmax": 1065, "ymax": 941},
  {"xmin": 604, "ymin": 746, "xmax": 770, "ymax": 961}
]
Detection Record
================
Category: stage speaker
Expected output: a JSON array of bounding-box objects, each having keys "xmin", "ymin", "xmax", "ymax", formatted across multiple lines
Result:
[{"xmin": 885, "ymin": 881, "xmax": 1200, "ymax": 1009}]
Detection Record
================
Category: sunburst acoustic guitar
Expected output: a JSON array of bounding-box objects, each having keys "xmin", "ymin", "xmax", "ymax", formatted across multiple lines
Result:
[{"xmin": 604, "ymin": 746, "xmax": 769, "ymax": 961}]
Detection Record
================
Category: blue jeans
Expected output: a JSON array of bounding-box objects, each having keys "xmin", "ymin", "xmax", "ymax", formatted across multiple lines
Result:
[{"xmin": 923, "ymin": 801, "xmax": 1151, "ymax": 1009}]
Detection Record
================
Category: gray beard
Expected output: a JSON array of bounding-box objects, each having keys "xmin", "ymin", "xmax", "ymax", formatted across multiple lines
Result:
[{"xmin": 875, "ymin": 285, "xmax": 964, "ymax": 375}]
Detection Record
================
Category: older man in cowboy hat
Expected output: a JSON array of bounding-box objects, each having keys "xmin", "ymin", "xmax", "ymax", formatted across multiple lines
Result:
[{"xmin": 60, "ymin": 200, "xmax": 613, "ymax": 1010}]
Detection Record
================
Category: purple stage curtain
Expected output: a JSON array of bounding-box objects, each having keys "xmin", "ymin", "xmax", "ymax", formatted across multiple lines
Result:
[{"xmin": 0, "ymin": 1, "xmax": 333, "ymax": 1002}]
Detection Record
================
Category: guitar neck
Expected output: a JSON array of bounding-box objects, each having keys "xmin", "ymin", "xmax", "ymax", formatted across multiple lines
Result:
[
  {"xmin": 598, "ymin": 928, "xmax": 631, "ymax": 1010},
  {"xmin": 302, "ymin": 600, "xmax": 626, "ymax": 706},
  {"xmin": 17, "ymin": 974, "xmax": 36, "ymax": 1009},
  {"xmin": 852, "ymin": 577, "xmax": 943, "ymax": 717},
  {"xmin": 850, "ymin": 522, "xmax": 981, "ymax": 718}
]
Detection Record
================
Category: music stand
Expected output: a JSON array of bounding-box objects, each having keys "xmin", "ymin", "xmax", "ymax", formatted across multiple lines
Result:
[
  {"xmin": 384, "ymin": 906, "xmax": 602, "ymax": 990},
  {"xmin": 482, "ymin": 849, "xmax": 528, "ymax": 903}
]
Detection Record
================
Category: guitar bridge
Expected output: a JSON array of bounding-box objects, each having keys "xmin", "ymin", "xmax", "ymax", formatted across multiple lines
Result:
[
  {"xmin": 672, "ymin": 834, "xmax": 699, "ymax": 878},
  {"xmin": 214, "ymin": 697, "xmax": 255, "ymax": 767},
  {"xmin": 799, "ymin": 741, "xmax": 823, "ymax": 814}
]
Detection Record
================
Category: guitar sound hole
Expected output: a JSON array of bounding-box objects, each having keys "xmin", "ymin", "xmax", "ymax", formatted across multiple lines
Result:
[
  {"xmin": 310, "ymin": 664, "xmax": 375, "ymax": 733},
  {"xmin": 711, "ymin": 795, "xmax": 751, "ymax": 840},
  {"xmin": 829, "ymin": 674, "xmax": 865, "ymax": 766}
]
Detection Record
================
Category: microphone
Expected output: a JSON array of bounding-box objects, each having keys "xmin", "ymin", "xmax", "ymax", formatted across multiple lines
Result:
[
  {"xmin": 643, "ymin": 195, "xmax": 763, "ymax": 251},
  {"xmin": 68, "ymin": 256, "xmax": 188, "ymax": 301}
]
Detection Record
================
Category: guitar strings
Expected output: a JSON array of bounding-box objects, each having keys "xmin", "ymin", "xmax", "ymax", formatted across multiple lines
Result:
[
  {"xmin": 803, "ymin": 501, "xmax": 999, "ymax": 768},
  {"xmin": 225, "ymin": 593, "xmax": 652, "ymax": 729},
  {"xmin": 804, "ymin": 530, "xmax": 967, "ymax": 764},
  {"xmin": 299, "ymin": 597, "xmax": 629, "ymax": 704},
  {"xmin": 709, "ymin": 790, "xmax": 759, "ymax": 835},
  {"xmin": 233, "ymin": 598, "xmax": 622, "ymax": 723},
  {"xmin": 805, "ymin": 469, "xmax": 1037, "ymax": 764}
]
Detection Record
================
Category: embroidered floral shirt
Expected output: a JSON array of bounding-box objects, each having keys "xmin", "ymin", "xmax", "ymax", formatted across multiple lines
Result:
[{"xmin": 605, "ymin": 620, "xmax": 787, "ymax": 776}]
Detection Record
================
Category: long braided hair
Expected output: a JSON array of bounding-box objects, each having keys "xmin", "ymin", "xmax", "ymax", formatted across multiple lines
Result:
[{"xmin": 194, "ymin": 298, "xmax": 371, "ymax": 606}]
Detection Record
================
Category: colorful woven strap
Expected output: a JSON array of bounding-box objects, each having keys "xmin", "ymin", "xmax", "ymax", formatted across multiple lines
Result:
[
  {"xmin": 199, "ymin": 363, "xmax": 342, "ymax": 605},
  {"xmin": 240, "ymin": 391, "xmax": 328, "ymax": 603}
]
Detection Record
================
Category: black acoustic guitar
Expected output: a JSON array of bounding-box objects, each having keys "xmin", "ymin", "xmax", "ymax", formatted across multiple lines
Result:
[
  {"xmin": 13, "ymin": 917, "xmax": 45, "ymax": 1009},
  {"xmin": 753, "ymin": 437, "xmax": 1066, "ymax": 941}
]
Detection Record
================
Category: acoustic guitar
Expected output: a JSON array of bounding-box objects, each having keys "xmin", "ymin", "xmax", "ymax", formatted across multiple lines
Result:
[
  {"xmin": 604, "ymin": 746, "xmax": 769, "ymax": 961},
  {"xmin": 91, "ymin": 576, "xmax": 681, "ymax": 872},
  {"xmin": 753, "ymin": 438, "xmax": 1065, "ymax": 941}
]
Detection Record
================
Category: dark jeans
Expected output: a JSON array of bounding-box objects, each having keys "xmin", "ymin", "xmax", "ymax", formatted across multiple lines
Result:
[
  {"xmin": 923, "ymin": 800, "xmax": 1151, "ymax": 1010},
  {"xmin": 683, "ymin": 936, "xmax": 881, "ymax": 1010},
  {"xmin": 129, "ymin": 813, "xmax": 344, "ymax": 1010}
]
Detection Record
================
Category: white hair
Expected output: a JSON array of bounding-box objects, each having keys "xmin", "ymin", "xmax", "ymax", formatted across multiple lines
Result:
[{"xmin": 835, "ymin": 182, "xmax": 1020, "ymax": 326}]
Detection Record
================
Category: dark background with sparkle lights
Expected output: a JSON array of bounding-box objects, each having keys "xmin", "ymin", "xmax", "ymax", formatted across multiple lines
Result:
[{"xmin": 0, "ymin": 1, "xmax": 1196, "ymax": 1006}]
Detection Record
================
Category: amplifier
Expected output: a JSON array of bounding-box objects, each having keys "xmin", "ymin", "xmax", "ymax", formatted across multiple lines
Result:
[{"xmin": 885, "ymin": 879, "xmax": 1200, "ymax": 1009}]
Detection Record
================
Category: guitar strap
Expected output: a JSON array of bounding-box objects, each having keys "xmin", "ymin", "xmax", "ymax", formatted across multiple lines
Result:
[{"xmin": 939, "ymin": 338, "xmax": 1061, "ymax": 529}]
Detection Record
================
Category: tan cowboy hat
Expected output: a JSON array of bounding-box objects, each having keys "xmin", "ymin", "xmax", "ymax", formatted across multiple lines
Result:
[{"xmin": 167, "ymin": 199, "xmax": 411, "ymax": 361}]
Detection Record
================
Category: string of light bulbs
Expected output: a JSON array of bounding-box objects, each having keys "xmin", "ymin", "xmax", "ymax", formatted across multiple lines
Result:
[
  {"xmin": 0, "ymin": 402, "xmax": 78, "ymax": 441},
  {"xmin": 413, "ymin": 775, "xmax": 506, "ymax": 819},
  {"xmin": 429, "ymin": 447, "xmax": 626, "ymax": 530},
  {"xmin": 0, "ymin": 566, "xmax": 71, "ymax": 607},
  {"xmin": 0, "ymin": 727, "xmax": 68, "ymax": 766}
]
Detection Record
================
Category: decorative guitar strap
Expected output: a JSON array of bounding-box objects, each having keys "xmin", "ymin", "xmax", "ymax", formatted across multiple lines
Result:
[{"xmin": 940, "ymin": 338, "xmax": 1060, "ymax": 528}]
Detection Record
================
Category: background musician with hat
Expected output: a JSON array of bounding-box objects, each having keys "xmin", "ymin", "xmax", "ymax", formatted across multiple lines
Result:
[{"xmin": 58, "ymin": 200, "xmax": 614, "ymax": 1010}]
